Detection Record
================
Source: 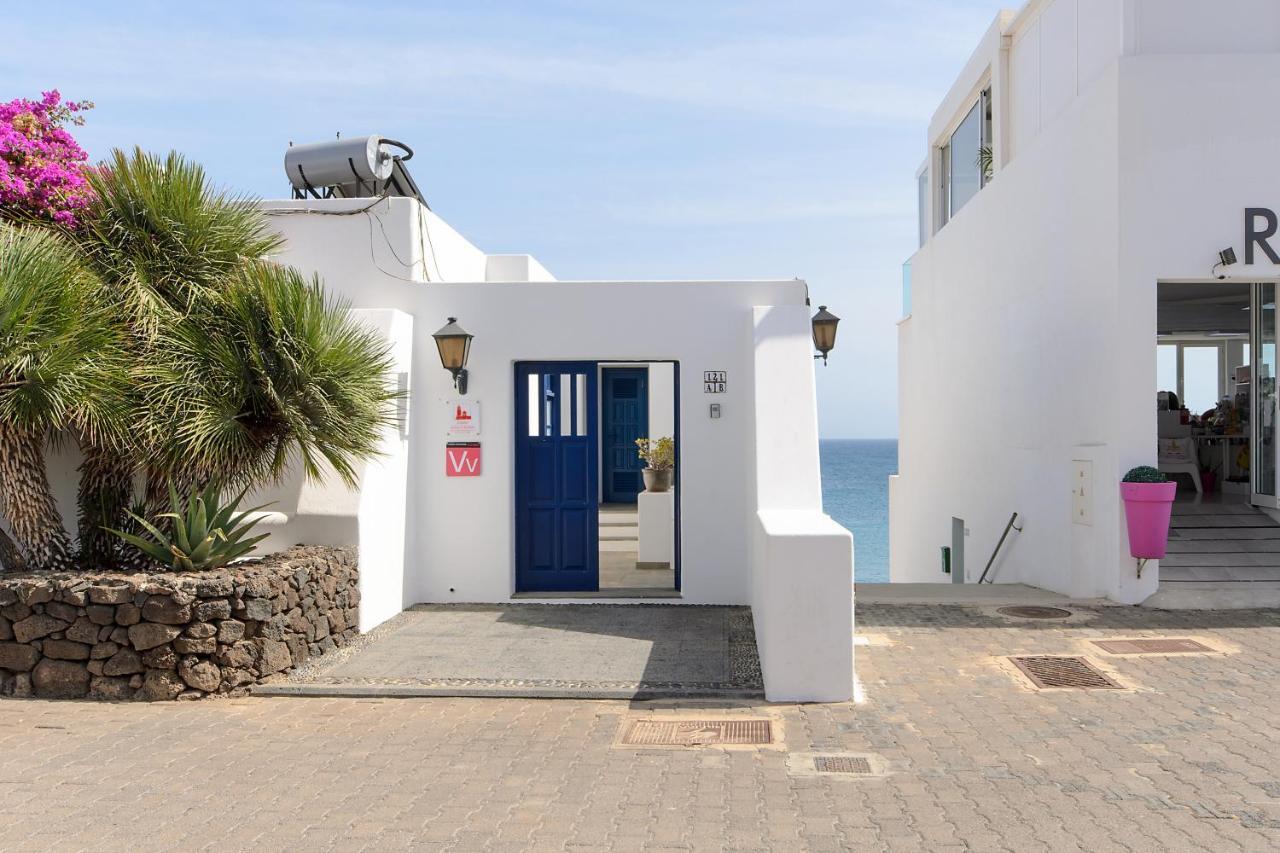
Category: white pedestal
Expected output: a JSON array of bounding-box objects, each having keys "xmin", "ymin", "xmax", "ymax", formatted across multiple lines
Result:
[{"xmin": 637, "ymin": 489, "xmax": 674, "ymax": 569}]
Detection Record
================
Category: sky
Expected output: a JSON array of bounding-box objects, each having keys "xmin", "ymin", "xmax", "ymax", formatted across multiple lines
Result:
[{"xmin": 5, "ymin": 0, "xmax": 1006, "ymax": 438}]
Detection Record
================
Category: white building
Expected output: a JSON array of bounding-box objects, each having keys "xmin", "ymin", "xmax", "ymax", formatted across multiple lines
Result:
[
  {"xmin": 892, "ymin": 0, "xmax": 1280, "ymax": 603},
  {"xmin": 225, "ymin": 142, "xmax": 854, "ymax": 701}
]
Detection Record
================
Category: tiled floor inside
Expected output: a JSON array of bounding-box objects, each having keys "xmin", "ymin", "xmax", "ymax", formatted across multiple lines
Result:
[
  {"xmin": 1163, "ymin": 491, "xmax": 1280, "ymax": 582},
  {"xmin": 598, "ymin": 504, "xmax": 676, "ymax": 595}
]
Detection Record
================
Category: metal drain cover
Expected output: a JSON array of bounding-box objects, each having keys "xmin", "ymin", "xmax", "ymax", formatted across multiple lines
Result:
[
  {"xmin": 620, "ymin": 719, "xmax": 773, "ymax": 746},
  {"xmin": 814, "ymin": 755, "xmax": 871, "ymax": 774},
  {"xmin": 1092, "ymin": 638, "xmax": 1212, "ymax": 655},
  {"xmin": 998, "ymin": 606, "xmax": 1073, "ymax": 620},
  {"xmin": 1010, "ymin": 656, "xmax": 1122, "ymax": 689}
]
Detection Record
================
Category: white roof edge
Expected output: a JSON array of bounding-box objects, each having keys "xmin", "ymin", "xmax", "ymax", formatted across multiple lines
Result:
[
  {"xmin": 1007, "ymin": 0, "xmax": 1048, "ymax": 35},
  {"xmin": 925, "ymin": 9, "xmax": 1019, "ymax": 144}
]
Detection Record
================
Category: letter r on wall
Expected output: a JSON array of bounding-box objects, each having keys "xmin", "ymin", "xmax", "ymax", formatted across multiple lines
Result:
[{"xmin": 1246, "ymin": 208, "xmax": 1280, "ymax": 264}]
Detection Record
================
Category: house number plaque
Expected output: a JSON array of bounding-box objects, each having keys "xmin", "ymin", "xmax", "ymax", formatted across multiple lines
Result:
[{"xmin": 703, "ymin": 371, "xmax": 727, "ymax": 393}]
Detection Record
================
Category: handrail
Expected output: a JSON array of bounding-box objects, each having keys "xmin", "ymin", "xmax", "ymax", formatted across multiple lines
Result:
[{"xmin": 978, "ymin": 512, "xmax": 1023, "ymax": 584}]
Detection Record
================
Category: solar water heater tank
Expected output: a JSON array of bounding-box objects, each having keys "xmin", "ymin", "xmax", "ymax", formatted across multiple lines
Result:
[{"xmin": 284, "ymin": 135, "xmax": 396, "ymax": 191}]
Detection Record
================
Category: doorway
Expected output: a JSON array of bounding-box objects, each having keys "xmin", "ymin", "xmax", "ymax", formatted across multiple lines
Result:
[
  {"xmin": 515, "ymin": 360, "xmax": 681, "ymax": 597},
  {"xmin": 515, "ymin": 362, "xmax": 599, "ymax": 593},
  {"xmin": 1155, "ymin": 281, "xmax": 1280, "ymax": 585},
  {"xmin": 602, "ymin": 368, "xmax": 648, "ymax": 503}
]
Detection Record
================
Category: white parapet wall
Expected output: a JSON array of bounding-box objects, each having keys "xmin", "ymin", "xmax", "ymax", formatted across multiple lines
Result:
[
  {"xmin": 749, "ymin": 305, "xmax": 854, "ymax": 702},
  {"xmin": 245, "ymin": 308, "xmax": 414, "ymax": 633}
]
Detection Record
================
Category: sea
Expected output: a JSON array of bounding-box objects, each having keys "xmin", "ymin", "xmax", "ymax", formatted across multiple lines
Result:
[{"xmin": 819, "ymin": 439, "xmax": 897, "ymax": 583}]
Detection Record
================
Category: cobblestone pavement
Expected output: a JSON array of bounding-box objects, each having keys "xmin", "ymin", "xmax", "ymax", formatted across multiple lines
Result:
[{"xmin": 3, "ymin": 603, "xmax": 1280, "ymax": 851}]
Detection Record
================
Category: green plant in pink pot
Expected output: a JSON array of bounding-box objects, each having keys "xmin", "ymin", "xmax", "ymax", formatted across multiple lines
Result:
[{"xmin": 1120, "ymin": 466, "xmax": 1176, "ymax": 562}]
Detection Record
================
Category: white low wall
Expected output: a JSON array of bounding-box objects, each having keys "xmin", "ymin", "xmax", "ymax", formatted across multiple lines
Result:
[
  {"xmin": 753, "ymin": 510, "xmax": 854, "ymax": 702},
  {"xmin": 749, "ymin": 305, "xmax": 854, "ymax": 702}
]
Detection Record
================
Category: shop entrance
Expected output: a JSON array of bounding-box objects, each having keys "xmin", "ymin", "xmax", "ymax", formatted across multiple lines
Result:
[{"xmin": 1156, "ymin": 281, "xmax": 1280, "ymax": 584}]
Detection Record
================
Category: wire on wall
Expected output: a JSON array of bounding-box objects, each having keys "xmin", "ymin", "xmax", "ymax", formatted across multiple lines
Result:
[{"xmin": 262, "ymin": 196, "xmax": 444, "ymax": 284}]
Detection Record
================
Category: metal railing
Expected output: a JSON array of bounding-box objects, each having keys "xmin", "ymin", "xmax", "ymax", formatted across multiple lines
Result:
[{"xmin": 978, "ymin": 512, "xmax": 1022, "ymax": 584}]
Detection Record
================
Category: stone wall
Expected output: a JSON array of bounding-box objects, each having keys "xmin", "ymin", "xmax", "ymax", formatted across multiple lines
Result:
[{"xmin": 0, "ymin": 546, "xmax": 358, "ymax": 701}]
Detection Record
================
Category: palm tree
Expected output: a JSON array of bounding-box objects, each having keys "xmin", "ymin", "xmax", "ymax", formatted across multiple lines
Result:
[
  {"xmin": 0, "ymin": 224, "xmax": 126, "ymax": 571},
  {"xmin": 143, "ymin": 261, "xmax": 399, "ymax": 495},
  {"xmin": 71, "ymin": 148, "xmax": 283, "ymax": 566}
]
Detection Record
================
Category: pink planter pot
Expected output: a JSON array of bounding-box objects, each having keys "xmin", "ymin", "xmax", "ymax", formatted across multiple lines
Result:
[{"xmin": 1120, "ymin": 481, "xmax": 1178, "ymax": 559}]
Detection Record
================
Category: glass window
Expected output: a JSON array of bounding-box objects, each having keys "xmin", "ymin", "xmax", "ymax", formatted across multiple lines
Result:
[
  {"xmin": 949, "ymin": 100, "xmax": 982, "ymax": 216},
  {"xmin": 980, "ymin": 87, "xmax": 993, "ymax": 187},
  {"xmin": 559, "ymin": 374, "xmax": 572, "ymax": 436},
  {"xmin": 1183, "ymin": 346, "xmax": 1221, "ymax": 414},
  {"xmin": 938, "ymin": 144, "xmax": 951, "ymax": 229},
  {"xmin": 917, "ymin": 170, "xmax": 929, "ymax": 247},
  {"xmin": 1156, "ymin": 345, "xmax": 1177, "ymax": 396},
  {"xmin": 527, "ymin": 373, "xmax": 540, "ymax": 436},
  {"xmin": 575, "ymin": 374, "xmax": 587, "ymax": 436}
]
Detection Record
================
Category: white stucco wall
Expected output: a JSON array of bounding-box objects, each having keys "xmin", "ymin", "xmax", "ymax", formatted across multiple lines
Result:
[
  {"xmin": 895, "ymin": 0, "xmax": 1280, "ymax": 603},
  {"xmin": 260, "ymin": 199, "xmax": 844, "ymax": 614},
  {"xmin": 750, "ymin": 305, "xmax": 854, "ymax": 702}
]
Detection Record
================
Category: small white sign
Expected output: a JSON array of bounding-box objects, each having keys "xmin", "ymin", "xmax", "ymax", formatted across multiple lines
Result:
[
  {"xmin": 704, "ymin": 370, "xmax": 727, "ymax": 394},
  {"xmin": 447, "ymin": 399, "xmax": 481, "ymax": 435}
]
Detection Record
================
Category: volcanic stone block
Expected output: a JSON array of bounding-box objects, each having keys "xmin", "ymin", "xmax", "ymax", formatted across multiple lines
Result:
[
  {"xmin": 102, "ymin": 648, "xmax": 143, "ymax": 676},
  {"xmin": 41, "ymin": 640, "xmax": 91, "ymax": 661},
  {"xmin": 0, "ymin": 642, "xmax": 40, "ymax": 672},
  {"xmin": 128, "ymin": 622, "xmax": 181, "ymax": 651},
  {"xmin": 31, "ymin": 659, "xmax": 90, "ymax": 698},
  {"xmin": 141, "ymin": 595, "xmax": 192, "ymax": 625},
  {"xmin": 12, "ymin": 614, "xmax": 68, "ymax": 643}
]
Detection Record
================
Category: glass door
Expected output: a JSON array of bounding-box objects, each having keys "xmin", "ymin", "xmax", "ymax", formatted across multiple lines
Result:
[{"xmin": 1252, "ymin": 283, "xmax": 1278, "ymax": 508}]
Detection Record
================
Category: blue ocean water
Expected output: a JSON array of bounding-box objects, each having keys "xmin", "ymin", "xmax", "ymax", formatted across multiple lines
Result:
[{"xmin": 820, "ymin": 439, "xmax": 897, "ymax": 583}]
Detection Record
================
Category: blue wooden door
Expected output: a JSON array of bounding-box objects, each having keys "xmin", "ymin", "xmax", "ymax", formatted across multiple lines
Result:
[
  {"xmin": 515, "ymin": 363, "xmax": 599, "ymax": 592},
  {"xmin": 602, "ymin": 368, "xmax": 649, "ymax": 503}
]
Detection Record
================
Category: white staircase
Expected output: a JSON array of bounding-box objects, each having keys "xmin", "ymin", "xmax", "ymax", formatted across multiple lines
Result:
[{"xmin": 599, "ymin": 505, "xmax": 638, "ymax": 552}]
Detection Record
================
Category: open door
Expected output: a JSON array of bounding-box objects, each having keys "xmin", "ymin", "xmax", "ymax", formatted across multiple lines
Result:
[
  {"xmin": 1253, "ymin": 283, "xmax": 1279, "ymax": 509},
  {"xmin": 515, "ymin": 363, "xmax": 599, "ymax": 592},
  {"xmin": 602, "ymin": 367, "xmax": 649, "ymax": 504}
]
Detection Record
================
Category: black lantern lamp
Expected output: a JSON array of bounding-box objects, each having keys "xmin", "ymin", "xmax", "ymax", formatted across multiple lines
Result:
[
  {"xmin": 432, "ymin": 317, "xmax": 472, "ymax": 394},
  {"xmin": 1214, "ymin": 247, "xmax": 1238, "ymax": 280},
  {"xmin": 812, "ymin": 305, "xmax": 840, "ymax": 365}
]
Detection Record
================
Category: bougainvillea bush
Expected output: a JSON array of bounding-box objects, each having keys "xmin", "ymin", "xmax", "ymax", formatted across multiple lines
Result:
[{"xmin": 0, "ymin": 91, "xmax": 94, "ymax": 227}]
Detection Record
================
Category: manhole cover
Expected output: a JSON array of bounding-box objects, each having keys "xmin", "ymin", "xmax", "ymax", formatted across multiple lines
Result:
[
  {"xmin": 620, "ymin": 719, "xmax": 773, "ymax": 746},
  {"xmin": 1009, "ymin": 656, "xmax": 1122, "ymax": 689},
  {"xmin": 1092, "ymin": 638, "xmax": 1213, "ymax": 655},
  {"xmin": 998, "ymin": 606, "xmax": 1073, "ymax": 620},
  {"xmin": 813, "ymin": 755, "xmax": 872, "ymax": 774}
]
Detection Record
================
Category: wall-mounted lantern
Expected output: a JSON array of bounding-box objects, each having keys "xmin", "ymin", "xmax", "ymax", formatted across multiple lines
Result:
[
  {"xmin": 432, "ymin": 317, "xmax": 472, "ymax": 394},
  {"xmin": 812, "ymin": 305, "xmax": 840, "ymax": 365},
  {"xmin": 1214, "ymin": 247, "xmax": 1237, "ymax": 280}
]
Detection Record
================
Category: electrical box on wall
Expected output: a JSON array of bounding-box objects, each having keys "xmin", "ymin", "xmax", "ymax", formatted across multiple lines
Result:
[{"xmin": 1071, "ymin": 460, "xmax": 1093, "ymax": 525}]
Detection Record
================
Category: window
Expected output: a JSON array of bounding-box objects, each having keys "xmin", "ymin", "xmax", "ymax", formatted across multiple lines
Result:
[
  {"xmin": 1182, "ymin": 347, "xmax": 1220, "ymax": 414},
  {"xmin": 949, "ymin": 100, "xmax": 982, "ymax": 214},
  {"xmin": 938, "ymin": 144, "xmax": 951, "ymax": 229},
  {"xmin": 1157, "ymin": 342, "xmax": 1236, "ymax": 415},
  {"xmin": 1156, "ymin": 345, "xmax": 1178, "ymax": 396},
  {"xmin": 917, "ymin": 170, "xmax": 929, "ymax": 247},
  {"xmin": 902, "ymin": 262, "xmax": 912, "ymax": 317},
  {"xmin": 937, "ymin": 86, "xmax": 992, "ymax": 230}
]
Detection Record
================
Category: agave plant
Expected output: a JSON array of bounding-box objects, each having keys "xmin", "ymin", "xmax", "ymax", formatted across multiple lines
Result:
[
  {"xmin": 107, "ymin": 484, "xmax": 272, "ymax": 572},
  {"xmin": 0, "ymin": 223, "xmax": 128, "ymax": 571}
]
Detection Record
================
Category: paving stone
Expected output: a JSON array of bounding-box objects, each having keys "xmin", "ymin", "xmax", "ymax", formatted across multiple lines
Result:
[{"xmin": 1, "ymin": 602, "xmax": 1279, "ymax": 850}]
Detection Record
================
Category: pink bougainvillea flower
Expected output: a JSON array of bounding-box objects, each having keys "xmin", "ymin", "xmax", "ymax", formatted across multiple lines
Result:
[{"xmin": 0, "ymin": 90, "xmax": 95, "ymax": 228}]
